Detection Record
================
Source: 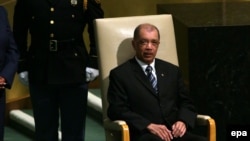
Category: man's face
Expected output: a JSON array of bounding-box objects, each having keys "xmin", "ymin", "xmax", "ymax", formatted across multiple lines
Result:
[{"xmin": 132, "ymin": 28, "xmax": 160, "ymax": 64}]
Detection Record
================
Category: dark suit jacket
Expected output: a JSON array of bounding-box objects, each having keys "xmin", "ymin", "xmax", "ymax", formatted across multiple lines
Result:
[
  {"xmin": 13, "ymin": 0, "xmax": 103, "ymax": 84},
  {"xmin": 107, "ymin": 58, "xmax": 197, "ymax": 139},
  {"xmin": 0, "ymin": 6, "xmax": 19, "ymax": 89}
]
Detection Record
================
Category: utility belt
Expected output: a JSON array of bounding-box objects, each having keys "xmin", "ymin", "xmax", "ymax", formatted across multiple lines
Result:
[{"xmin": 49, "ymin": 38, "xmax": 77, "ymax": 52}]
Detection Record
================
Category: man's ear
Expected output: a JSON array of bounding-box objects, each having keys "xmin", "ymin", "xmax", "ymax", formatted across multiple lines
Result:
[{"xmin": 131, "ymin": 39, "xmax": 136, "ymax": 49}]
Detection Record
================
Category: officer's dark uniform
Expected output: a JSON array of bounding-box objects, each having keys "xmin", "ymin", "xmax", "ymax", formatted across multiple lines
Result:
[{"xmin": 13, "ymin": 0, "xmax": 103, "ymax": 140}]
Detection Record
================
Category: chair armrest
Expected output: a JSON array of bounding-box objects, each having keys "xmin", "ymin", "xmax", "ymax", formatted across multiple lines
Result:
[
  {"xmin": 196, "ymin": 114, "xmax": 213, "ymax": 125},
  {"xmin": 103, "ymin": 118, "xmax": 130, "ymax": 141},
  {"xmin": 196, "ymin": 114, "xmax": 216, "ymax": 141}
]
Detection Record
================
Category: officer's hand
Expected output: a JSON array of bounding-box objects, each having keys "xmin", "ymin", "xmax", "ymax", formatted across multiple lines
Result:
[
  {"xmin": 86, "ymin": 67, "xmax": 99, "ymax": 82},
  {"xmin": 18, "ymin": 71, "xmax": 29, "ymax": 86}
]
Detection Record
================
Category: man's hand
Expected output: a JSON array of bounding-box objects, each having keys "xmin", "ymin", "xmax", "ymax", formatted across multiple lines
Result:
[
  {"xmin": 171, "ymin": 121, "xmax": 187, "ymax": 138},
  {"xmin": 86, "ymin": 67, "xmax": 99, "ymax": 82},
  {"xmin": 147, "ymin": 123, "xmax": 173, "ymax": 141},
  {"xmin": 0, "ymin": 76, "xmax": 6, "ymax": 89},
  {"xmin": 18, "ymin": 71, "xmax": 29, "ymax": 86}
]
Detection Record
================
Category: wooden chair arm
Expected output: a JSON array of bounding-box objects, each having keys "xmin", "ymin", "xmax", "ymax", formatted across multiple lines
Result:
[
  {"xmin": 102, "ymin": 115, "xmax": 216, "ymax": 141},
  {"xmin": 103, "ymin": 119, "xmax": 130, "ymax": 141},
  {"xmin": 196, "ymin": 114, "xmax": 216, "ymax": 141}
]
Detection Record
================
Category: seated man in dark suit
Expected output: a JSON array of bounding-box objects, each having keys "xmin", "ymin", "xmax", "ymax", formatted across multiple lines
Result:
[{"xmin": 107, "ymin": 23, "xmax": 207, "ymax": 141}]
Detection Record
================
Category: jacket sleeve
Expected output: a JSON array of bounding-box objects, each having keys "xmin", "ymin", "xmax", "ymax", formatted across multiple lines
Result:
[
  {"xmin": 176, "ymin": 69, "xmax": 197, "ymax": 129},
  {"xmin": 13, "ymin": 0, "xmax": 30, "ymax": 73},
  {"xmin": 84, "ymin": 0, "xmax": 104, "ymax": 69},
  {"xmin": 107, "ymin": 69, "xmax": 151, "ymax": 132},
  {"xmin": 0, "ymin": 7, "xmax": 19, "ymax": 89}
]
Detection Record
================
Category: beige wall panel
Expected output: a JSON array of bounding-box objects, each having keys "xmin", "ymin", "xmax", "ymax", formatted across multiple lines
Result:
[
  {"xmin": 101, "ymin": 0, "xmax": 246, "ymax": 18},
  {"xmin": 5, "ymin": 75, "xmax": 29, "ymax": 102}
]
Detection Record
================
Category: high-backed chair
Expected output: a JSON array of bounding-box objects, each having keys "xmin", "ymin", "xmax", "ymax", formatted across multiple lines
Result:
[{"xmin": 94, "ymin": 14, "xmax": 216, "ymax": 141}]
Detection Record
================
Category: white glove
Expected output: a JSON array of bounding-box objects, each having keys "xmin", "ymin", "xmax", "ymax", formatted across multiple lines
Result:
[
  {"xmin": 18, "ymin": 71, "xmax": 29, "ymax": 86},
  {"xmin": 86, "ymin": 67, "xmax": 99, "ymax": 82}
]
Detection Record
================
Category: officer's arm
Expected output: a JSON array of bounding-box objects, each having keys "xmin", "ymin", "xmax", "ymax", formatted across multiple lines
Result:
[
  {"xmin": 85, "ymin": 0, "xmax": 104, "ymax": 57},
  {"xmin": 13, "ymin": 0, "xmax": 30, "ymax": 73}
]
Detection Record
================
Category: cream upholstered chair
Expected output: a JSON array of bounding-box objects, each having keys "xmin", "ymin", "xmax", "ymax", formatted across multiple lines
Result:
[{"xmin": 94, "ymin": 14, "xmax": 216, "ymax": 141}]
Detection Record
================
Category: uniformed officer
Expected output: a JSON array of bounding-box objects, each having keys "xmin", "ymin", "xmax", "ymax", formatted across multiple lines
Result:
[{"xmin": 13, "ymin": 0, "xmax": 104, "ymax": 140}]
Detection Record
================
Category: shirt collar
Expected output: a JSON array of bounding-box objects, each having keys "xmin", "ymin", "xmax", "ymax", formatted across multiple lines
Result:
[{"xmin": 135, "ymin": 56, "xmax": 156, "ymax": 73}]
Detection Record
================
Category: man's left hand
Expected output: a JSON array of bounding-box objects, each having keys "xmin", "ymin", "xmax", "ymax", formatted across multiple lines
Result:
[
  {"xmin": 171, "ymin": 121, "xmax": 187, "ymax": 138},
  {"xmin": 86, "ymin": 67, "xmax": 99, "ymax": 82}
]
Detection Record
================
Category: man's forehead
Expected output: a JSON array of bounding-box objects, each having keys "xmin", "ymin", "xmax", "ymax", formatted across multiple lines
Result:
[{"xmin": 139, "ymin": 29, "xmax": 159, "ymax": 39}]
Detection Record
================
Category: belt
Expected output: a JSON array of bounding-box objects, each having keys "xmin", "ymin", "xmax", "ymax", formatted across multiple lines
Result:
[{"xmin": 49, "ymin": 39, "xmax": 75, "ymax": 52}]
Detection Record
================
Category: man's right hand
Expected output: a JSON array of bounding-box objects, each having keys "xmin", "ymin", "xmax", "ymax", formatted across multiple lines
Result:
[
  {"xmin": 147, "ymin": 123, "xmax": 173, "ymax": 141},
  {"xmin": 0, "ymin": 76, "xmax": 6, "ymax": 89},
  {"xmin": 18, "ymin": 71, "xmax": 29, "ymax": 86}
]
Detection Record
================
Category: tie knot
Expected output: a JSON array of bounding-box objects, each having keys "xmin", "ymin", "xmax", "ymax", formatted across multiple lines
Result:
[{"xmin": 145, "ymin": 65, "xmax": 153, "ymax": 74}]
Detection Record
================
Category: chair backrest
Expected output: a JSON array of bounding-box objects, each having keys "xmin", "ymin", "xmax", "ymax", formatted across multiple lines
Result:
[{"xmin": 94, "ymin": 14, "xmax": 179, "ymax": 121}]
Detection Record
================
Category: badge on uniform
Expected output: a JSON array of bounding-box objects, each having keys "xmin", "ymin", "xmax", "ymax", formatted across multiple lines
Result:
[{"xmin": 71, "ymin": 0, "xmax": 78, "ymax": 6}]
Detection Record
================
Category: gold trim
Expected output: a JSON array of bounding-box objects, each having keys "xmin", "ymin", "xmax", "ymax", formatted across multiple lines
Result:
[
  {"xmin": 83, "ymin": 0, "xmax": 87, "ymax": 10},
  {"xmin": 208, "ymin": 118, "xmax": 216, "ymax": 141},
  {"xmin": 121, "ymin": 124, "xmax": 130, "ymax": 141}
]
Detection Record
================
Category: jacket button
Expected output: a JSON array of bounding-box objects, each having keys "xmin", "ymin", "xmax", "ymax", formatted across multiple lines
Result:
[
  {"xmin": 50, "ymin": 7, "xmax": 55, "ymax": 12},
  {"xmin": 72, "ymin": 14, "xmax": 75, "ymax": 18},
  {"xmin": 50, "ymin": 20, "xmax": 54, "ymax": 24},
  {"xmin": 50, "ymin": 33, "xmax": 54, "ymax": 38}
]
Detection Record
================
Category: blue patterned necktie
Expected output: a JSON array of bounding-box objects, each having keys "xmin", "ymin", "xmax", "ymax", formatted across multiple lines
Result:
[{"xmin": 145, "ymin": 65, "xmax": 158, "ymax": 94}]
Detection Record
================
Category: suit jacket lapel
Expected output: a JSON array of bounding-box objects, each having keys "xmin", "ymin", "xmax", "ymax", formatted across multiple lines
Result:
[{"xmin": 130, "ymin": 58, "xmax": 157, "ymax": 95}]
